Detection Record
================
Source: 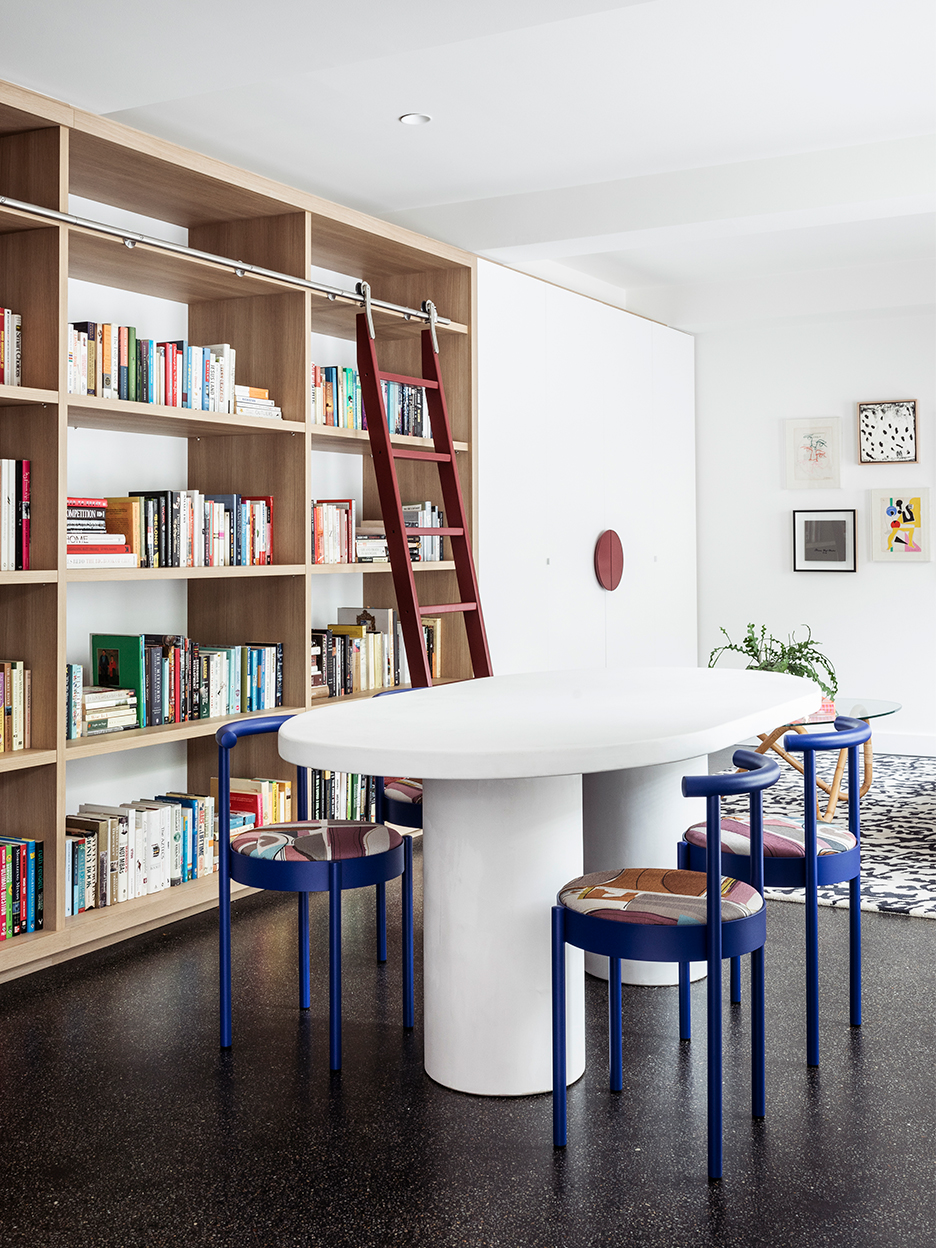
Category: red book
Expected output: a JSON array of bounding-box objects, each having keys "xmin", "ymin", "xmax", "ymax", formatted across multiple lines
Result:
[
  {"xmin": 228, "ymin": 791, "xmax": 263, "ymax": 826},
  {"xmin": 17, "ymin": 459, "xmax": 29, "ymax": 571},
  {"xmin": 67, "ymin": 496, "xmax": 108, "ymax": 508},
  {"xmin": 67, "ymin": 545, "xmax": 131, "ymax": 554}
]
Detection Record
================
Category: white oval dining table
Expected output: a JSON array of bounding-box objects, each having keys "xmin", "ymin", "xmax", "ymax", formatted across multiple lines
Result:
[{"xmin": 278, "ymin": 666, "xmax": 819, "ymax": 1097}]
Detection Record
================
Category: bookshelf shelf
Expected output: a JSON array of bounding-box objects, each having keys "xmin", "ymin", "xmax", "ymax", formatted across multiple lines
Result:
[
  {"xmin": 0, "ymin": 571, "xmax": 58, "ymax": 585},
  {"xmin": 311, "ymin": 561, "xmax": 457, "ymax": 576},
  {"xmin": 0, "ymin": 384, "xmax": 58, "ymax": 407},
  {"xmin": 0, "ymin": 748, "xmax": 57, "ymax": 773},
  {"xmin": 64, "ymin": 704, "xmax": 308, "ymax": 760},
  {"xmin": 309, "ymin": 424, "xmax": 469, "ymax": 456},
  {"xmin": 0, "ymin": 76, "xmax": 477, "ymax": 982},
  {"xmin": 66, "ymin": 564, "xmax": 306, "ymax": 583},
  {"xmin": 67, "ymin": 396, "xmax": 306, "ymax": 439}
]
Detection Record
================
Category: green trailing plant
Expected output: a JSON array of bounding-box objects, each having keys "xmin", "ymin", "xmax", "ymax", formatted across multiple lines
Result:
[{"xmin": 708, "ymin": 624, "xmax": 838, "ymax": 700}]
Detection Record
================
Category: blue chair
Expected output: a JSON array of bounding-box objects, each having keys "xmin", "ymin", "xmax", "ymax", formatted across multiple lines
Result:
[
  {"xmin": 681, "ymin": 715, "xmax": 870, "ymax": 1067},
  {"xmin": 216, "ymin": 714, "xmax": 414, "ymax": 1069},
  {"xmin": 552, "ymin": 750, "xmax": 780, "ymax": 1180}
]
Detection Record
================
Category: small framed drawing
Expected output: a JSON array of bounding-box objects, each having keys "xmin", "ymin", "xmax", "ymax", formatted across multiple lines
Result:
[
  {"xmin": 869, "ymin": 488, "xmax": 930, "ymax": 562},
  {"xmin": 785, "ymin": 417, "xmax": 840, "ymax": 488},
  {"xmin": 857, "ymin": 400, "xmax": 917, "ymax": 464},
  {"xmin": 792, "ymin": 509, "xmax": 856, "ymax": 572}
]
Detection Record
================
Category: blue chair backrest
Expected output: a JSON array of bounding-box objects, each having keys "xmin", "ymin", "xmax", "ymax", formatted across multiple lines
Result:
[{"xmin": 782, "ymin": 715, "xmax": 871, "ymax": 848}]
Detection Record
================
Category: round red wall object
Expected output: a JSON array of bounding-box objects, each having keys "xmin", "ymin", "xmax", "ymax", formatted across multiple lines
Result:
[{"xmin": 594, "ymin": 530, "xmax": 624, "ymax": 590}]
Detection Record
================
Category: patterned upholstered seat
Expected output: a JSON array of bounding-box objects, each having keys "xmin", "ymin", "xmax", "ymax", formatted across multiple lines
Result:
[
  {"xmin": 684, "ymin": 814, "xmax": 857, "ymax": 858},
  {"xmin": 558, "ymin": 866, "xmax": 763, "ymax": 926},
  {"xmin": 383, "ymin": 779, "xmax": 423, "ymax": 805},
  {"xmin": 231, "ymin": 820, "xmax": 402, "ymax": 862}
]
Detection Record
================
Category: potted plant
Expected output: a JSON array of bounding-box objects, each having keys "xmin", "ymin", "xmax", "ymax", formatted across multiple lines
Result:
[{"xmin": 708, "ymin": 623, "xmax": 837, "ymax": 709}]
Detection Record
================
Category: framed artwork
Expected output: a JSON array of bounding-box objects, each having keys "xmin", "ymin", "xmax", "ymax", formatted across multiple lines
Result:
[
  {"xmin": 869, "ymin": 488, "xmax": 930, "ymax": 562},
  {"xmin": 785, "ymin": 417, "xmax": 840, "ymax": 488},
  {"xmin": 857, "ymin": 400, "xmax": 917, "ymax": 464},
  {"xmin": 792, "ymin": 509, "xmax": 856, "ymax": 572}
]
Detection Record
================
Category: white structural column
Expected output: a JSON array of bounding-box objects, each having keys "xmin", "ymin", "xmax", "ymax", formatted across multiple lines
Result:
[
  {"xmin": 422, "ymin": 775, "xmax": 586, "ymax": 1097},
  {"xmin": 582, "ymin": 757, "xmax": 708, "ymax": 985}
]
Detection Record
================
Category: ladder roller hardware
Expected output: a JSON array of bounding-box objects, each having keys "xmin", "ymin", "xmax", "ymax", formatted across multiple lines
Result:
[{"xmin": 356, "ymin": 312, "xmax": 493, "ymax": 688}]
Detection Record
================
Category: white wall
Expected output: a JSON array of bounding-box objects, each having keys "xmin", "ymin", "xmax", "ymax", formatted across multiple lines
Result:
[
  {"xmin": 695, "ymin": 309, "xmax": 936, "ymax": 755},
  {"xmin": 476, "ymin": 260, "xmax": 697, "ymax": 676}
]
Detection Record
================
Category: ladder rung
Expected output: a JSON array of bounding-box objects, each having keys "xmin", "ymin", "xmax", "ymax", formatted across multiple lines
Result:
[
  {"xmin": 392, "ymin": 449, "xmax": 452, "ymax": 463},
  {"xmin": 407, "ymin": 527, "xmax": 463, "ymax": 536},
  {"xmin": 379, "ymin": 370, "xmax": 440, "ymax": 390},
  {"xmin": 418, "ymin": 602, "xmax": 477, "ymax": 615}
]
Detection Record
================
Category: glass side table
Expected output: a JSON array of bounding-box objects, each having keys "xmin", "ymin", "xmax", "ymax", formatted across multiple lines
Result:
[{"xmin": 750, "ymin": 698, "xmax": 901, "ymax": 822}]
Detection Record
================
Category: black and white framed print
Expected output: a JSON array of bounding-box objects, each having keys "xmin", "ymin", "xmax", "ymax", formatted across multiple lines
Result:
[
  {"xmin": 793, "ymin": 509, "xmax": 857, "ymax": 572},
  {"xmin": 857, "ymin": 400, "xmax": 917, "ymax": 464}
]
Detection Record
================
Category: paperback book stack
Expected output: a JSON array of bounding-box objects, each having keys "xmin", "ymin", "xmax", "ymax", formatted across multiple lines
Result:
[
  {"xmin": 307, "ymin": 770, "xmax": 378, "ymax": 822},
  {"xmin": 355, "ymin": 520, "xmax": 421, "ymax": 564},
  {"xmin": 0, "ymin": 308, "xmax": 22, "ymax": 386},
  {"xmin": 0, "ymin": 836, "xmax": 42, "ymax": 938},
  {"xmin": 403, "ymin": 501, "xmax": 444, "ymax": 561},
  {"xmin": 64, "ymin": 785, "xmax": 259, "ymax": 912},
  {"xmin": 67, "ymin": 324, "xmax": 239, "ymax": 413},
  {"xmin": 311, "ymin": 607, "xmax": 405, "ymax": 699},
  {"xmin": 209, "ymin": 774, "xmax": 293, "ymax": 827},
  {"xmin": 0, "ymin": 659, "xmax": 31, "ymax": 751},
  {"xmin": 0, "ymin": 458, "xmax": 30, "ymax": 570},
  {"xmin": 67, "ymin": 495, "xmax": 138, "ymax": 568},
  {"xmin": 103, "ymin": 490, "xmax": 273, "ymax": 568},
  {"xmin": 233, "ymin": 385, "xmax": 282, "ymax": 419},
  {"xmin": 312, "ymin": 498, "xmax": 356, "ymax": 564},
  {"xmin": 76, "ymin": 633, "xmax": 283, "ymax": 733}
]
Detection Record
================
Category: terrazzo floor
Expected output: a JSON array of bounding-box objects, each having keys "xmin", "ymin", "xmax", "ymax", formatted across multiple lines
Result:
[{"xmin": 0, "ymin": 841, "xmax": 932, "ymax": 1248}]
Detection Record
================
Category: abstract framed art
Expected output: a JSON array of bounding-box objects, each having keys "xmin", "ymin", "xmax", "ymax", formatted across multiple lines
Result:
[
  {"xmin": 857, "ymin": 400, "xmax": 917, "ymax": 464},
  {"xmin": 869, "ymin": 488, "xmax": 930, "ymax": 562},
  {"xmin": 792, "ymin": 509, "xmax": 856, "ymax": 572},
  {"xmin": 785, "ymin": 417, "xmax": 840, "ymax": 488}
]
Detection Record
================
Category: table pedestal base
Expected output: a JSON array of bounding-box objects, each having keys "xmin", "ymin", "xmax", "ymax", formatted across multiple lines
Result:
[
  {"xmin": 583, "ymin": 758, "xmax": 709, "ymax": 986},
  {"xmin": 422, "ymin": 775, "xmax": 586, "ymax": 1096}
]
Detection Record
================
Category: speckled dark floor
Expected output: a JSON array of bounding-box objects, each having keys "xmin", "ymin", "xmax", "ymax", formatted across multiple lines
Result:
[{"xmin": 0, "ymin": 841, "xmax": 932, "ymax": 1248}]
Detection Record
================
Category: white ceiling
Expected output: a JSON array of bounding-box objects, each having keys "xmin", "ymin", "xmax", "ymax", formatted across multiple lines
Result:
[{"xmin": 3, "ymin": 0, "xmax": 934, "ymax": 330}]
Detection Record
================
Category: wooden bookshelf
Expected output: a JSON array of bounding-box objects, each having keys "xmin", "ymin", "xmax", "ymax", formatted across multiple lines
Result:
[{"xmin": 0, "ymin": 77, "xmax": 478, "ymax": 983}]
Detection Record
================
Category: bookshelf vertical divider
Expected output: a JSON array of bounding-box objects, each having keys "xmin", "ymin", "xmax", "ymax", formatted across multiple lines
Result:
[{"xmin": 0, "ymin": 79, "xmax": 477, "ymax": 984}]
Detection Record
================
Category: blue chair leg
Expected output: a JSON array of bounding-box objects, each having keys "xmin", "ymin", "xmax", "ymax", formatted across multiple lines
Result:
[
  {"xmin": 298, "ymin": 892, "xmax": 310, "ymax": 1010},
  {"xmin": 678, "ymin": 960, "xmax": 691, "ymax": 1041},
  {"xmin": 219, "ymin": 860, "xmax": 232, "ymax": 1049},
  {"xmin": 402, "ymin": 834, "xmax": 414, "ymax": 1029},
  {"xmin": 804, "ymin": 754, "xmax": 820, "ymax": 1067},
  {"xmin": 705, "ymin": 795, "xmax": 723, "ymax": 1181},
  {"xmin": 676, "ymin": 839, "xmax": 692, "ymax": 1041},
  {"xmin": 609, "ymin": 956, "xmax": 622, "ymax": 1093},
  {"xmin": 329, "ymin": 862, "xmax": 342, "ymax": 1071},
  {"xmin": 849, "ymin": 872, "xmax": 861, "ymax": 1026},
  {"xmin": 730, "ymin": 955, "xmax": 742, "ymax": 1005},
  {"xmin": 552, "ymin": 906, "xmax": 567, "ymax": 1147},
  {"xmin": 376, "ymin": 882, "xmax": 387, "ymax": 963},
  {"xmin": 751, "ymin": 944, "xmax": 765, "ymax": 1118}
]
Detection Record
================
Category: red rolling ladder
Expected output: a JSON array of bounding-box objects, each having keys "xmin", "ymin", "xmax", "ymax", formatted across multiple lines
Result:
[{"xmin": 355, "ymin": 292, "xmax": 492, "ymax": 688}]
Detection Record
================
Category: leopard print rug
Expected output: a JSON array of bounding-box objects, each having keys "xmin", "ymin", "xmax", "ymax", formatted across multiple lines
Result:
[{"xmin": 752, "ymin": 753, "xmax": 936, "ymax": 919}]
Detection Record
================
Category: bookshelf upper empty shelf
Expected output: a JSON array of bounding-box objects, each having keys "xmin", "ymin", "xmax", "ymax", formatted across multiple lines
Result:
[{"xmin": 66, "ymin": 396, "xmax": 306, "ymax": 439}]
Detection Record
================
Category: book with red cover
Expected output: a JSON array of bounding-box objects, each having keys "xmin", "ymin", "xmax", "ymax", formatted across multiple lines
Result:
[
  {"xmin": 228, "ymin": 790, "xmax": 263, "ymax": 826},
  {"xmin": 242, "ymin": 495, "xmax": 273, "ymax": 565}
]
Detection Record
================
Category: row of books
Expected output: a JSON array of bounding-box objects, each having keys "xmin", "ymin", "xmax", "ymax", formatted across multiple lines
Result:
[
  {"xmin": 312, "ymin": 499, "xmax": 445, "ymax": 565},
  {"xmin": 310, "ymin": 364, "xmax": 431, "ymax": 439},
  {"xmin": 66, "ymin": 493, "xmax": 273, "ymax": 569},
  {"xmin": 64, "ymin": 774, "xmax": 291, "ymax": 914},
  {"xmin": 66, "ymin": 634, "xmax": 284, "ymax": 736},
  {"xmin": 0, "ymin": 837, "xmax": 42, "ymax": 937},
  {"xmin": 311, "ymin": 607, "xmax": 407, "ymax": 698},
  {"xmin": 0, "ymin": 459, "xmax": 30, "ymax": 570},
  {"xmin": 0, "ymin": 308, "xmax": 22, "ymax": 387},
  {"xmin": 307, "ymin": 771, "xmax": 378, "ymax": 823},
  {"xmin": 65, "ymin": 327, "xmax": 274, "ymax": 417},
  {"xmin": 0, "ymin": 660, "xmax": 31, "ymax": 751}
]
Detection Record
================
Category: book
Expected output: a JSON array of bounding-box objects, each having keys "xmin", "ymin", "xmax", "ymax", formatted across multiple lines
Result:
[{"xmin": 90, "ymin": 635, "xmax": 146, "ymax": 728}]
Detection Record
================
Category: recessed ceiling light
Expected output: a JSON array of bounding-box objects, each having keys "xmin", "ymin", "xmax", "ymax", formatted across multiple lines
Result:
[{"xmin": 399, "ymin": 113, "xmax": 432, "ymax": 125}]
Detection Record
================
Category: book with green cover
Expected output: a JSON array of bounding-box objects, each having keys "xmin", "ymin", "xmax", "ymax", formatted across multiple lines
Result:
[{"xmin": 90, "ymin": 634, "xmax": 146, "ymax": 727}]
